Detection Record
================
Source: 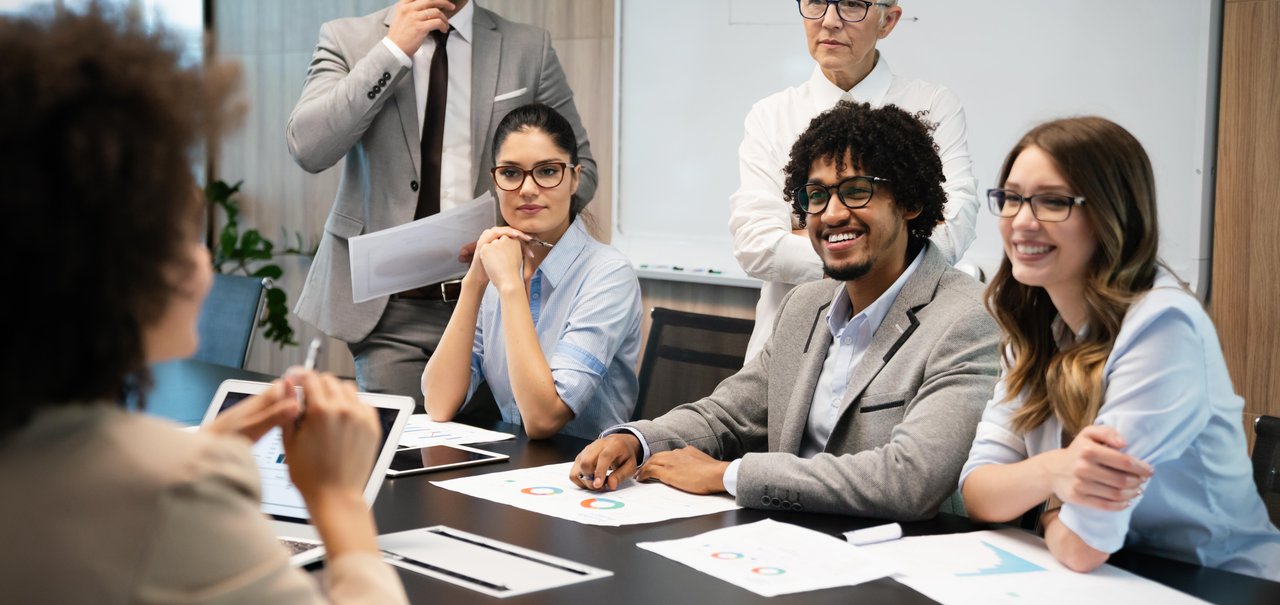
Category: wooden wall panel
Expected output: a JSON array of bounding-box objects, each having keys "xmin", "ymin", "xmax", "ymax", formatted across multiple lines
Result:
[{"xmin": 1210, "ymin": 0, "xmax": 1280, "ymax": 452}]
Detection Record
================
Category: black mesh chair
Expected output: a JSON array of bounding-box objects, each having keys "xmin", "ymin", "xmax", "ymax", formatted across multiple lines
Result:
[
  {"xmin": 1253, "ymin": 415, "xmax": 1280, "ymax": 526},
  {"xmin": 632, "ymin": 307, "xmax": 754, "ymax": 422},
  {"xmin": 193, "ymin": 273, "xmax": 268, "ymax": 368}
]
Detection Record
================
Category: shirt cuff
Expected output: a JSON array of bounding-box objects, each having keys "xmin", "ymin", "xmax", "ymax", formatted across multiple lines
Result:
[
  {"xmin": 601, "ymin": 426, "xmax": 651, "ymax": 464},
  {"xmin": 722, "ymin": 458, "xmax": 742, "ymax": 496},
  {"xmin": 381, "ymin": 37, "xmax": 412, "ymax": 68}
]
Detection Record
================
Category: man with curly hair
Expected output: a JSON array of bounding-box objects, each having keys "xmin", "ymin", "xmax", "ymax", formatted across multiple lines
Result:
[
  {"xmin": 571, "ymin": 103, "xmax": 998, "ymax": 520},
  {"xmin": 731, "ymin": 0, "xmax": 978, "ymax": 362}
]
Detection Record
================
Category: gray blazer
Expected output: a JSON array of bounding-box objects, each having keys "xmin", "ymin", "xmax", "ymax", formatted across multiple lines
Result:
[
  {"xmin": 630, "ymin": 245, "xmax": 999, "ymax": 520},
  {"xmin": 287, "ymin": 4, "xmax": 597, "ymax": 342}
]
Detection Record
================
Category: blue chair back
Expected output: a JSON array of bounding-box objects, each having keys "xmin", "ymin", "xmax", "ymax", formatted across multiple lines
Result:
[{"xmin": 193, "ymin": 273, "xmax": 267, "ymax": 368}]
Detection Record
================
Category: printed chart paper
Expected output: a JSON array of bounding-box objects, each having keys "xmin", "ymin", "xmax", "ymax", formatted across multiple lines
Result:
[
  {"xmin": 398, "ymin": 415, "xmax": 515, "ymax": 448},
  {"xmin": 349, "ymin": 192, "xmax": 494, "ymax": 303},
  {"xmin": 860, "ymin": 529, "xmax": 1207, "ymax": 605},
  {"xmin": 379, "ymin": 525, "xmax": 611, "ymax": 598},
  {"xmin": 636, "ymin": 519, "xmax": 897, "ymax": 597},
  {"xmin": 432, "ymin": 462, "xmax": 740, "ymax": 526}
]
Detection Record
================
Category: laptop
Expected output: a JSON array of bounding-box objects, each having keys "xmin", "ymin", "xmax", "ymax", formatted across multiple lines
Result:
[{"xmin": 200, "ymin": 379, "xmax": 413, "ymax": 566}]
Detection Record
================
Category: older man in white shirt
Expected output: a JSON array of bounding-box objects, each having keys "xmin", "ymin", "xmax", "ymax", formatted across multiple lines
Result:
[{"xmin": 730, "ymin": 0, "xmax": 978, "ymax": 360}]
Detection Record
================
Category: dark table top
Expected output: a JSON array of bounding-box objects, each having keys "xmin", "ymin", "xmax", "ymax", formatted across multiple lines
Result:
[{"xmin": 147, "ymin": 359, "xmax": 1280, "ymax": 604}]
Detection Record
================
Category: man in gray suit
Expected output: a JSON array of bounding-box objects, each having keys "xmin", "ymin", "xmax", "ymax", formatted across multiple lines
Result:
[
  {"xmin": 572, "ymin": 102, "xmax": 997, "ymax": 520},
  {"xmin": 288, "ymin": 0, "xmax": 596, "ymax": 406}
]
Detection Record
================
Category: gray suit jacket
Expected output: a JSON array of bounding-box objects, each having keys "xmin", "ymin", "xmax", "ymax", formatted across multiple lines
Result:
[
  {"xmin": 630, "ymin": 245, "xmax": 999, "ymax": 520},
  {"xmin": 287, "ymin": 4, "xmax": 597, "ymax": 342}
]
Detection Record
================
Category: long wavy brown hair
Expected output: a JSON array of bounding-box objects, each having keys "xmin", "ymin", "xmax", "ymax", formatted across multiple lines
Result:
[{"xmin": 985, "ymin": 117, "xmax": 1159, "ymax": 435}]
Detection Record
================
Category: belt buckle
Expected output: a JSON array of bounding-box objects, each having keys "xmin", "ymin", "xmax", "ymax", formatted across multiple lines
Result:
[{"xmin": 439, "ymin": 279, "xmax": 463, "ymax": 303}]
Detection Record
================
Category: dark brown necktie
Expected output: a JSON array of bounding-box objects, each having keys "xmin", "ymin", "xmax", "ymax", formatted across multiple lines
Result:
[{"xmin": 415, "ymin": 28, "xmax": 450, "ymax": 219}]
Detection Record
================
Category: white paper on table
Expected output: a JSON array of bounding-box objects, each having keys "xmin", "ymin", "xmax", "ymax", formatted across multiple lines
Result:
[
  {"xmin": 858, "ymin": 529, "xmax": 1208, "ymax": 605},
  {"xmin": 349, "ymin": 192, "xmax": 494, "ymax": 303},
  {"xmin": 636, "ymin": 519, "xmax": 897, "ymax": 597},
  {"xmin": 379, "ymin": 525, "xmax": 611, "ymax": 598},
  {"xmin": 398, "ymin": 414, "xmax": 515, "ymax": 448},
  {"xmin": 431, "ymin": 462, "xmax": 741, "ymax": 526}
]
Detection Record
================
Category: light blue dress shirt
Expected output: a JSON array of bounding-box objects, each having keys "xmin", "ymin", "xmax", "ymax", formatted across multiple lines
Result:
[
  {"xmin": 464, "ymin": 221, "xmax": 641, "ymax": 440},
  {"xmin": 960, "ymin": 269, "xmax": 1280, "ymax": 580}
]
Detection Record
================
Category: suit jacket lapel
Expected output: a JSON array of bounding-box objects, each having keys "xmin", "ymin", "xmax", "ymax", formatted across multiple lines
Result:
[
  {"xmin": 471, "ymin": 7, "xmax": 501, "ymax": 188},
  {"xmin": 778, "ymin": 295, "xmax": 835, "ymax": 455},
  {"xmin": 384, "ymin": 12, "xmax": 421, "ymax": 178},
  {"xmin": 833, "ymin": 246, "xmax": 947, "ymax": 420}
]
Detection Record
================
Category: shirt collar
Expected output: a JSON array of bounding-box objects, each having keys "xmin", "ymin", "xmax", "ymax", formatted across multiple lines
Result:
[
  {"xmin": 825, "ymin": 244, "xmax": 926, "ymax": 338},
  {"xmin": 448, "ymin": 1, "xmax": 475, "ymax": 44},
  {"xmin": 807, "ymin": 51, "xmax": 893, "ymax": 112},
  {"xmin": 534, "ymin": 220, "xmax": 589, "ymax": 288}
]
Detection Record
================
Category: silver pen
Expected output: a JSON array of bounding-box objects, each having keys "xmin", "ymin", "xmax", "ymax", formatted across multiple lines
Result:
[
  {"xmin": 298, "ymin": 337, "xmax": 323, "ymax": 417},
  {"xmin": 528, "ymin": 237, "xmax": 554, "ymax": 248}
]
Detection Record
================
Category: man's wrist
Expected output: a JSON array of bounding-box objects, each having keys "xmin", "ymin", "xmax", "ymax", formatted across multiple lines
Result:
[{"xmin": 380, "ymin": 37, "xmax": 413, "ymax": 68}]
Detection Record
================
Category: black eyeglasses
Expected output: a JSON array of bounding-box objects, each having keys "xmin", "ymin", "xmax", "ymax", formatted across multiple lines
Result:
[
  {"xmin": 491, "ymin": 162, "xmax": 574, "ymax": 191},
  {"xmin": 792, "ymin": 175, "xmax": 890, "ymax": 215},
  {"xmin": 987, "ymin": 188, "xmax": 1085, "ymax": 223},
  {"xmin": 797, "ymin": 0, "xmax": 891, "ymax": 23}
]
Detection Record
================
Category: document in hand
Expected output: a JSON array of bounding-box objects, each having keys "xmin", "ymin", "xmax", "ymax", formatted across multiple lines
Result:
[
  {"xmin": 348, "ymin": 192, "xmax": 495, "ymax": 303},
  {"xmin": 636, "ymin": 519, "xmax": 897, "ymax": 597},
  {"xmin": 431, "ymin": 462, "xmax": 741, "ymax": 526},
  {"xmin": 857, "ymin": 529, "xmax": 1207, "ymax": 605},
  {"xmin": 379, "ymin": 525, "xmax": 611, "ymax": 598},
  {"xmin": 397, "ymin": 414, "xmax": 515, "ymax": 448}
]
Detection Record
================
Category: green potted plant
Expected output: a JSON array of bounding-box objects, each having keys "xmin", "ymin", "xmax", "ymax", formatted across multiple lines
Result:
[{"xmin": 204, "ymin": 179, "xmax": 309, "ymax": 348}]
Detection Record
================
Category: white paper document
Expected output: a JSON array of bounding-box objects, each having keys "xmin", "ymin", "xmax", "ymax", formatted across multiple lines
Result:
[
  {"xmin": 431, "ymin": 462, "xmax": 741, "ymax": 526},
  {"xmin": 348, "ymin": 192, "xmax": 494, "ymax": 303},
  {"xmin": 397, "ymin": 414, "xmax": 515, "ymax": 448},
  {"xmin": 379, "ymin": 525, "xmax": 611, "ymax": 598},
  {"xmin": 636, "ymin": 519, "xmax": 897, "ymax": 597},
  {"xmin": 860, "ymin": 529, "xmax": 1207, "ymax": 605}
]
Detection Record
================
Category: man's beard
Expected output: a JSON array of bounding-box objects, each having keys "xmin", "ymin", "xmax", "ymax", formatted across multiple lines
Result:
[{"xmin": 823, "ymin": 259, "xmax": 872, "ymax": 281}]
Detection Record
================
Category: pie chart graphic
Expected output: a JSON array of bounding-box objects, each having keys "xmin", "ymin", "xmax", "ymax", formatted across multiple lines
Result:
[
  {"xmin": 580, "ymin": 497, "xmax": 625, "ymax": 510},
  {"xmin": 520, "ymin": 486, "xmax": 563, "ymax": 496},
  {"xmin": 711, "ymin": 552, "xmax": 744, "ymax": 560},
  {"xmin": 751, "ymin": 567, "xmax": 785, "ymax": 576}
]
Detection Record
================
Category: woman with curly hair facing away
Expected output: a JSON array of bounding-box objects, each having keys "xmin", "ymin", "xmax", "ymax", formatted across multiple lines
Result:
[
  {"xmin": 959, "ymin": 117, "xmax": 1279, "ymax": 579},
  {"xmin": 0, "ymin": 5, "xmax": 407, "ymax": 603}
]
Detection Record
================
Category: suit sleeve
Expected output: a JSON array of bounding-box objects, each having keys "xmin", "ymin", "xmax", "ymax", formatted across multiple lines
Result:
[
  {"xmin": 287, "ymin": 22, "xmax": 410, "ymax": 173},
  {"xmin": 734, "ymin": 306, "xmax": 999, "ymax": 520},
  {"xmin": 532, "ymin": 31, "xmax": 597, "ymax": 209},
  {"xmin": 132, "ymin": 437, "xmax": 408, "ymax": 604}
]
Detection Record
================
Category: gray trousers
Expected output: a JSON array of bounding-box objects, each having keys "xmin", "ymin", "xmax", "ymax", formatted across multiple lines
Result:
[{"xmin": 347, "ymin": 298, "xmax": 454, "ymax": 410}]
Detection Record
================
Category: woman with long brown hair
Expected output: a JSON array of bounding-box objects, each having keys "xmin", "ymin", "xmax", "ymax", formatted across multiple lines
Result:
[{"xmin": 959, "ymin": 117, "xmax": 1279, "ymax": 579}]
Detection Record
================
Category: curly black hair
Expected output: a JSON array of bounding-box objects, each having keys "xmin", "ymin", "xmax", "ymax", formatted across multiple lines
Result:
[
  {"xmin": 0, "ymin": 3, "xmax": 239, "ymax": 436},
  {"xmin": 782, "ymin": 101, "xmax": 947, "ymax": 248}
]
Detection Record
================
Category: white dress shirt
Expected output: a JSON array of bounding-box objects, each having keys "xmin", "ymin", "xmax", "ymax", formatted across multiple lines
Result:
[
  {"xmin": 381, "ymin": 1, "xmax": 474, "ymax": 211},
  {"xmin": 729, "ymin": 53, "xmax": 977, "ymax": 361}
]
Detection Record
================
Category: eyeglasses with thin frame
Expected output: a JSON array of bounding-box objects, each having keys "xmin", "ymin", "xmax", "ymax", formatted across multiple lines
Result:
[
  {"xmin": 491, "ymin": 162, "xmax": 575, "ymax": 191},
  {"xmin": 792, "ymin": 175, "xmax": 890, "ymax": 215},
  {"xmin": 796, "ymin": 0, "xmax": 891, "ymax": 23},
  {"xmin": 987, "ymin": 188, "xmax": 1085, "ymax": 223}
]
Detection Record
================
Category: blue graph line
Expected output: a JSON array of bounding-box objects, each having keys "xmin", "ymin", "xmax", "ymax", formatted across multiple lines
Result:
[{"xmin": 956, "ymin": 541, "xmax": 1046, "ymax": 576}]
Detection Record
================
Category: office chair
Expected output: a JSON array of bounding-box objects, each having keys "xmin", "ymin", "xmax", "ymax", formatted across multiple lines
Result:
[
  {"xmin": 193, "ymin": 273, "xmax": 269, "ymax": 368},
  {"xmin": 1253, "ymin": 415, "xmax": 1280, "ymax": 526},
  {"xmin": 632, "ymin": 307, "xmax": 754, "ymax": 422}
]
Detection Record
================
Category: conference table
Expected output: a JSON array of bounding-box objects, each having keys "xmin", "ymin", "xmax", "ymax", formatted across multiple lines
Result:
[{"xmin": 149, "ymin": 359, "xmax": 1280, "ymax": 604}]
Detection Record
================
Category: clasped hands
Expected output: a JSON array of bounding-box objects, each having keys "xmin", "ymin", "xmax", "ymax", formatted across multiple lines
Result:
[
  {"xmin": 570, "ymin": 433, "xmax": 730, "ymax": 495},
  {"xmin": 1044, "ymin": 425, "xmax": 1154, "ymax": 513},
  {"xmin": 462, "ymin": 226, "xmax": 538, "ymax": 293}
]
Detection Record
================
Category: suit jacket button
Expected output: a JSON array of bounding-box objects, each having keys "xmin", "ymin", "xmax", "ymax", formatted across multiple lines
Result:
[
  {"xmin": 760, "ymin": 496, "xmax": 771, "ymax": 506},
  {"xmin": 372, "ymin": 84, "xmax": 382, "ymax": 94},
  {"xmin": 770, "ymin": 497, "xmax": 782, "ymax": 507},
  {"xmin": 382, "ymin": 71, "xmax": 391, "ymax": 80},
  {"xmin": 781, "ymin": 500, "xmax": 791, "ymax": 508},
  {"xmin": 367, "ymin": 91, "xmax": 376, "ymax": 100},
  {"xmin": 791, "ymin": 503, "xmax": 803, "ymax": 511},
  {"xmin": 410, "ymin": 180, "xmax": 419, "ymax": 192}
]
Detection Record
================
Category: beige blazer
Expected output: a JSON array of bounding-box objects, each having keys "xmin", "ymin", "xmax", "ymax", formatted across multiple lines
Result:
[
  {"xmin": 630, "ymin": 244, "xmax": 1000, "ymax": 520},
  {"xmin": 0, "ymin": 405, "xmax": 407, "ymax": 604}
]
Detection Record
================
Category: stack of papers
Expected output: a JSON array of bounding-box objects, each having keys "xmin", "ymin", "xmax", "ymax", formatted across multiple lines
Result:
[
  {"xmin": 432, "ymin": 462, "xmax": 740, "ymax": 526},
  {"xmin": 637, "ymin": 519, "xmax": 897, "ymax": 597},
  {"xmin": 398, "ymin": 415, "xmax": 515, "ymax": 448},
  {"xmin": 859, "ymin": 529, "xmax": 1207, "ymax": 605}
]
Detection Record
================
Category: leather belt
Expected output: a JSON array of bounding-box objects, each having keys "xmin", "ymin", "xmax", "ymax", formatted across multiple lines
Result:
[{"xmin": 393, "ymin": 279, "xmax": 462, "ymax": 302}]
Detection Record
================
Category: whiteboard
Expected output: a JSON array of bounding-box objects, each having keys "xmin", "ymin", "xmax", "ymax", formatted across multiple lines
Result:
[{"xmin": 612, "ymin": 0, "xmax": 1221, "ymax": 293}]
